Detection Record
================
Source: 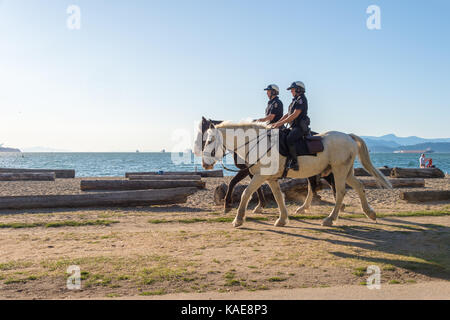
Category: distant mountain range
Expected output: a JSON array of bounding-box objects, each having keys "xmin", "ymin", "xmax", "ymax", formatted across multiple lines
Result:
[
  {"xmin": 361, "ymin": 134, "xmax": 450, "ymax": 153},
  {"xmin": 0, "ymin": 144, "xmax": 68, "ymax": 153},
  {"xmin": 0, "ymin": 146, "xmax": 21, "ymax": 152},
  {"xmin": 21, "ymin": 146, "xmax": 69, "ymax": 152}
]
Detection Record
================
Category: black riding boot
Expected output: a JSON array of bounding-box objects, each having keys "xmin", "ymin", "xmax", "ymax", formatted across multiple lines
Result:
[{"xmin": 287, "ymin": 144, "xmax": 299, "ymax": 171}]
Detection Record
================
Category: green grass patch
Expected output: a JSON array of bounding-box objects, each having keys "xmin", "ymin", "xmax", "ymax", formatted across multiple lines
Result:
[
  {"xmin": 0, "ymin": 261, "xmax": 32, "ymax": 271},
  {"xmin": 268, "ymin": 277, "xmax": 287, "ymax": 282},
  {"xmin": 0, "ymin": 220, "xmax": 119, "ymax": 229},
  {"xmin": 225, "ymin": 279, "xmax": 242, "ymax": 286},
  {"xmin": 147, "ymin": 219, "xmax": 166, "ymax": 224},
  {"xmin": 139, "ymin": 289, "xmax": 166, "ymax": 296},
  {"xmin": 148, "ymin": 216, "xmax": 268, "ymax": 224},
  {"xmin": 353, "ymin": 267, "xmax": 367, "ymax": 277},
  {"xmin": 4, "ymin": 278, "xmax": 28, "ymax": 285},
  {"xmin": 388, "ymin": 279, "xmax": 401, "ymax": 284},
  {"xmin": 292, "ymin": 209, "xmax": 450, "ymax": 222},
  {"xmin": 383, "ymin": 265, "xmax": 396, "ymax": 271}
]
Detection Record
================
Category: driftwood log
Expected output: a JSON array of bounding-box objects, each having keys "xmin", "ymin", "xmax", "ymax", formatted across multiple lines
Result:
[
  {"xmin": 80, "ymin": 179, "xmax": 205, "ymax": 191},
  {"xmin": 0, "ymin": 188, "xmax": 198, "ymax": 210},
  {"xmin": 0, "ymin": 173, "xmax": 55, "ymax": 181},
  {"xmin": 390, "ymin": 167, "xmax": 445, "ymax": 179},
  {"xmin": 213, "ymin": 177, "xmax": 425, "ymax": 205},
  {"xmin": 213, "ymin": 179, "xmax": 329, "ymax": 205},
  {"xmin": 128, "ymin": 175, "xmax": 201, "ymax": 181},
  {"xmin": 125, "ymin": 170, "xmax": 223, "ymax": 178},
  {"xmin": 0, "ymin": 168, "xmax": 75, "ymax": 179},
  {"xmin": 354, "ymin": 167, "xmax": 392, "ymax": 177},
  {"xmin": 400, "ymin": 190, "xmax": 450, "ymax": 203},
  {"xmin": 362, "ymin": 178, "xmax": 425, "ymax": 188}
]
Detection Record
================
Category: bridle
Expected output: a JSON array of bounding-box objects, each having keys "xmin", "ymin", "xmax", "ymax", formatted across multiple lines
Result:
[{"xmin": 203, "ymin": 125, "xmax": 275, "ymax": 173}]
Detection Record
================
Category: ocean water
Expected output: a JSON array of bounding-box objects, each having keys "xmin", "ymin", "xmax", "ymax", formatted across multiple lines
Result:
[{"xmin": 0, "ymin": 152, "xmax": 449, "ymax": 177}]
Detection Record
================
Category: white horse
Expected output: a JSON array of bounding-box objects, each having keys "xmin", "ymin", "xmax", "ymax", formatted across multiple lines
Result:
[{"xmin": 199, "ymin": 121, "xmax": 392, "ymax": 227}]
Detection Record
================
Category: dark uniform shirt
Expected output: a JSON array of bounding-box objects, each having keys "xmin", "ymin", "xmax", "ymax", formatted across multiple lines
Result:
[
  {"xmin": 288, "ymin": 93, "xmax": 309, "ymax": 129},
  {"xmin": 265, "ymin": 96, "xmax": 283, "ymax": 124}
]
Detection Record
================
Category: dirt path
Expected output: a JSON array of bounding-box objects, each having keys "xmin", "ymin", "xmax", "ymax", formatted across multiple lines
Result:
[{"xmin": 1, "ymin": 207, "xmax": 449, "ymax": 299}]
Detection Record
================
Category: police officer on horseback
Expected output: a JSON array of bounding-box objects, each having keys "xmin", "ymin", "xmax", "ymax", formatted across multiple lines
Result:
[
  {"xmin": 255, "ymin": 84, "xmax": 283, "ymax": 124},
  {"xmin": 270, "ymin": 81, "xmax": 310, "ymax": 171}
]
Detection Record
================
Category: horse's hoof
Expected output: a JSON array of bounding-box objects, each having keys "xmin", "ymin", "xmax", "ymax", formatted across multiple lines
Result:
[
  {"xmin": 274, "ymin": 218, "xmax": 288, "ymax": 227},
  {"xmin": 223, "ymin": 207, "xmax": 232, "ymax": 214},
  {"xmin": 295, "ymin": 207, "xmax": 307, "ymax": 214},
  {"xmin": 322, "ymin": 218, "xmax": 333, "ymax": 227},
  {"xmin": 366, "ymin": 208, "xmax": 377, "ymax": 221},
  {"xmin": 252, "ymin": 206, "xmax": 263, "ymax": 214},
  {"xmin": 232, "ymin": 218, "xmax": 244, "ymax": 228}
]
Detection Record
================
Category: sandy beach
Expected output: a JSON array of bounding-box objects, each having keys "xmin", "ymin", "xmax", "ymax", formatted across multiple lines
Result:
[{"xmin": 0, "ymin": 176, "xmax": 449, "ymax": 299}]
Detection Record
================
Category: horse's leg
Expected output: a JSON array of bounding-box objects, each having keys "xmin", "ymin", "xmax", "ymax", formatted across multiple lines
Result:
[
  {"xmin": 267, "ymin": 179, "xmax": 289, "ymax": 227},
  {"xmin": 323, "ymin": 173, "xmax": 345, "ymax": 211},
  {"xmin": 233, "ymin": 175, "xmax": 266, "ymax": 228},
  {"xmin": 322, "ymin": 168, "xmax": 349, "ymax": 227},
  {"xmin": 250, "ymin": 173, "xmax": 267, "ymax": 213},
  {"xmin": 224, "ymin": 169, "xmax": 249, "ymax": 213},
  {"xmin": 346, "ymin": 174, "xmax": 377, "ymax": 221},
  {"xmin": 295, "ymin": 180, "xmax": 313, "ymax": 214}
]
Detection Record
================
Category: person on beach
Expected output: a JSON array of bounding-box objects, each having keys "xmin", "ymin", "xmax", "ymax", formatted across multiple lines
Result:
[
  {"xmin": 419, "ymin": 154, "xmax": 431, "ymax": 168},
  {"xmin": 270, "ymin": 81, "xmax": 310, "ymax": 171},
  {"xmin": 254, "ymin": 84, "xmax": 284, "ymax": 124}
]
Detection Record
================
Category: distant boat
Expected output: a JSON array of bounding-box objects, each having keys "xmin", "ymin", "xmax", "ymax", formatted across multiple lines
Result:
[
  {"xmin": 136, "ymin": 150, "xmax": 140, "ymax": 153},
  {"xmin": 394, "ymin": 148, "xmax": 434, "ymax": 154},
  {"xmin": 161, "ymin": 149, "xmax": 166, "ymax": 153}
]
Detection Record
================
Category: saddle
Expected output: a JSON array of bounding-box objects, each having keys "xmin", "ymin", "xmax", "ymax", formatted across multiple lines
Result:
[{"xmin": 278, "ymin": 129, "xmax": 324, "ymax": 157}]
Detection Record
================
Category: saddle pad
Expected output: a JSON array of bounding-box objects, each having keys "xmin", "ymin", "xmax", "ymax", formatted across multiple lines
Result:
[
  {"xmin": 305, "ymin": 137, "xmax": 324, "ymax": 154},
  {"xmin": 278, "ymin": 129, "xmax": 324, "ymax": 157}
]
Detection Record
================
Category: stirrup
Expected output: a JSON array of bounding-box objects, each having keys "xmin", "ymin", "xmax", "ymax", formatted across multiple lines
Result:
[
  {"xmin": 287, "ymin": 158, "xmax": 299, "ymax": 171},
  {"xmin": 289, "ymin": 160, "xmax": 299, "ymax": 171}
]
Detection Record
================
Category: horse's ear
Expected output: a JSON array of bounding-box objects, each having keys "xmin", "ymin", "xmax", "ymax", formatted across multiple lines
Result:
[
  {"xmin": 202, "ymin": 116, "xmax": 206, "ymax": 122},
  {"xmin": 209, "ymin": 122, "xmax": 215, "ymax": 129}
]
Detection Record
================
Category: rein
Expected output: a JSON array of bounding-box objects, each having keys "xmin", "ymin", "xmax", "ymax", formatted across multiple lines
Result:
[{"xmin": 219, "ymin": 130, "xmax": 274, "ymax": 173}]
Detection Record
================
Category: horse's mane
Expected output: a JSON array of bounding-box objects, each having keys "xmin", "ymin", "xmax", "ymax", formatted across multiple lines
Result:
[{"xmin": 215, "ymin": 120, "xmax": 270, "ymax": 130}]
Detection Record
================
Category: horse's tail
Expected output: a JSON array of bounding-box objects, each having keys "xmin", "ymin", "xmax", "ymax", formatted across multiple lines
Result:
[{"xmin": 349, "ymin": 134, "xmax": 393, "ymax": 189}]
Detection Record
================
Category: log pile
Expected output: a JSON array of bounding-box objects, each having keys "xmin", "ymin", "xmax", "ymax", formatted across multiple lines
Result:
[
  {"xmin": 0, "ymin": 173, "xmax": 55, "ymax": 181},
  {"xmin": 390, "ymin": 167, "xmax": 445, "ymax": 179},
  {"xmin": 213, "ymin": 177, "xmax": 426, "ymax": 205},
  {"xmin": 125, "ymin": 169, "xmax": 223, "ymax": 178},
  {"xmin": 0, "ymin": 168, "xmax": 75, "ymax": 179},
  {"xmin": 400, "ymin": 190, "xmax": 450, "ymax": 203},
  {"xmin": 0, "ymin": 188, "xmax": 198, "ymax": 210},
  {"xmin": 127, "ymin": 175, "xmax": 201, "ymax": 181},
  {"xmin": 80, "ymin": 179, "xmax": 205, "ymax": 191}
]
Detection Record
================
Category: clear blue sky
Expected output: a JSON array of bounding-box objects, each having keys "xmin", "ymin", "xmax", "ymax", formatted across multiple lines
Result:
[{"xmin": 0, "ymin": 0, "xmax": 449, "ymax": 151}]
